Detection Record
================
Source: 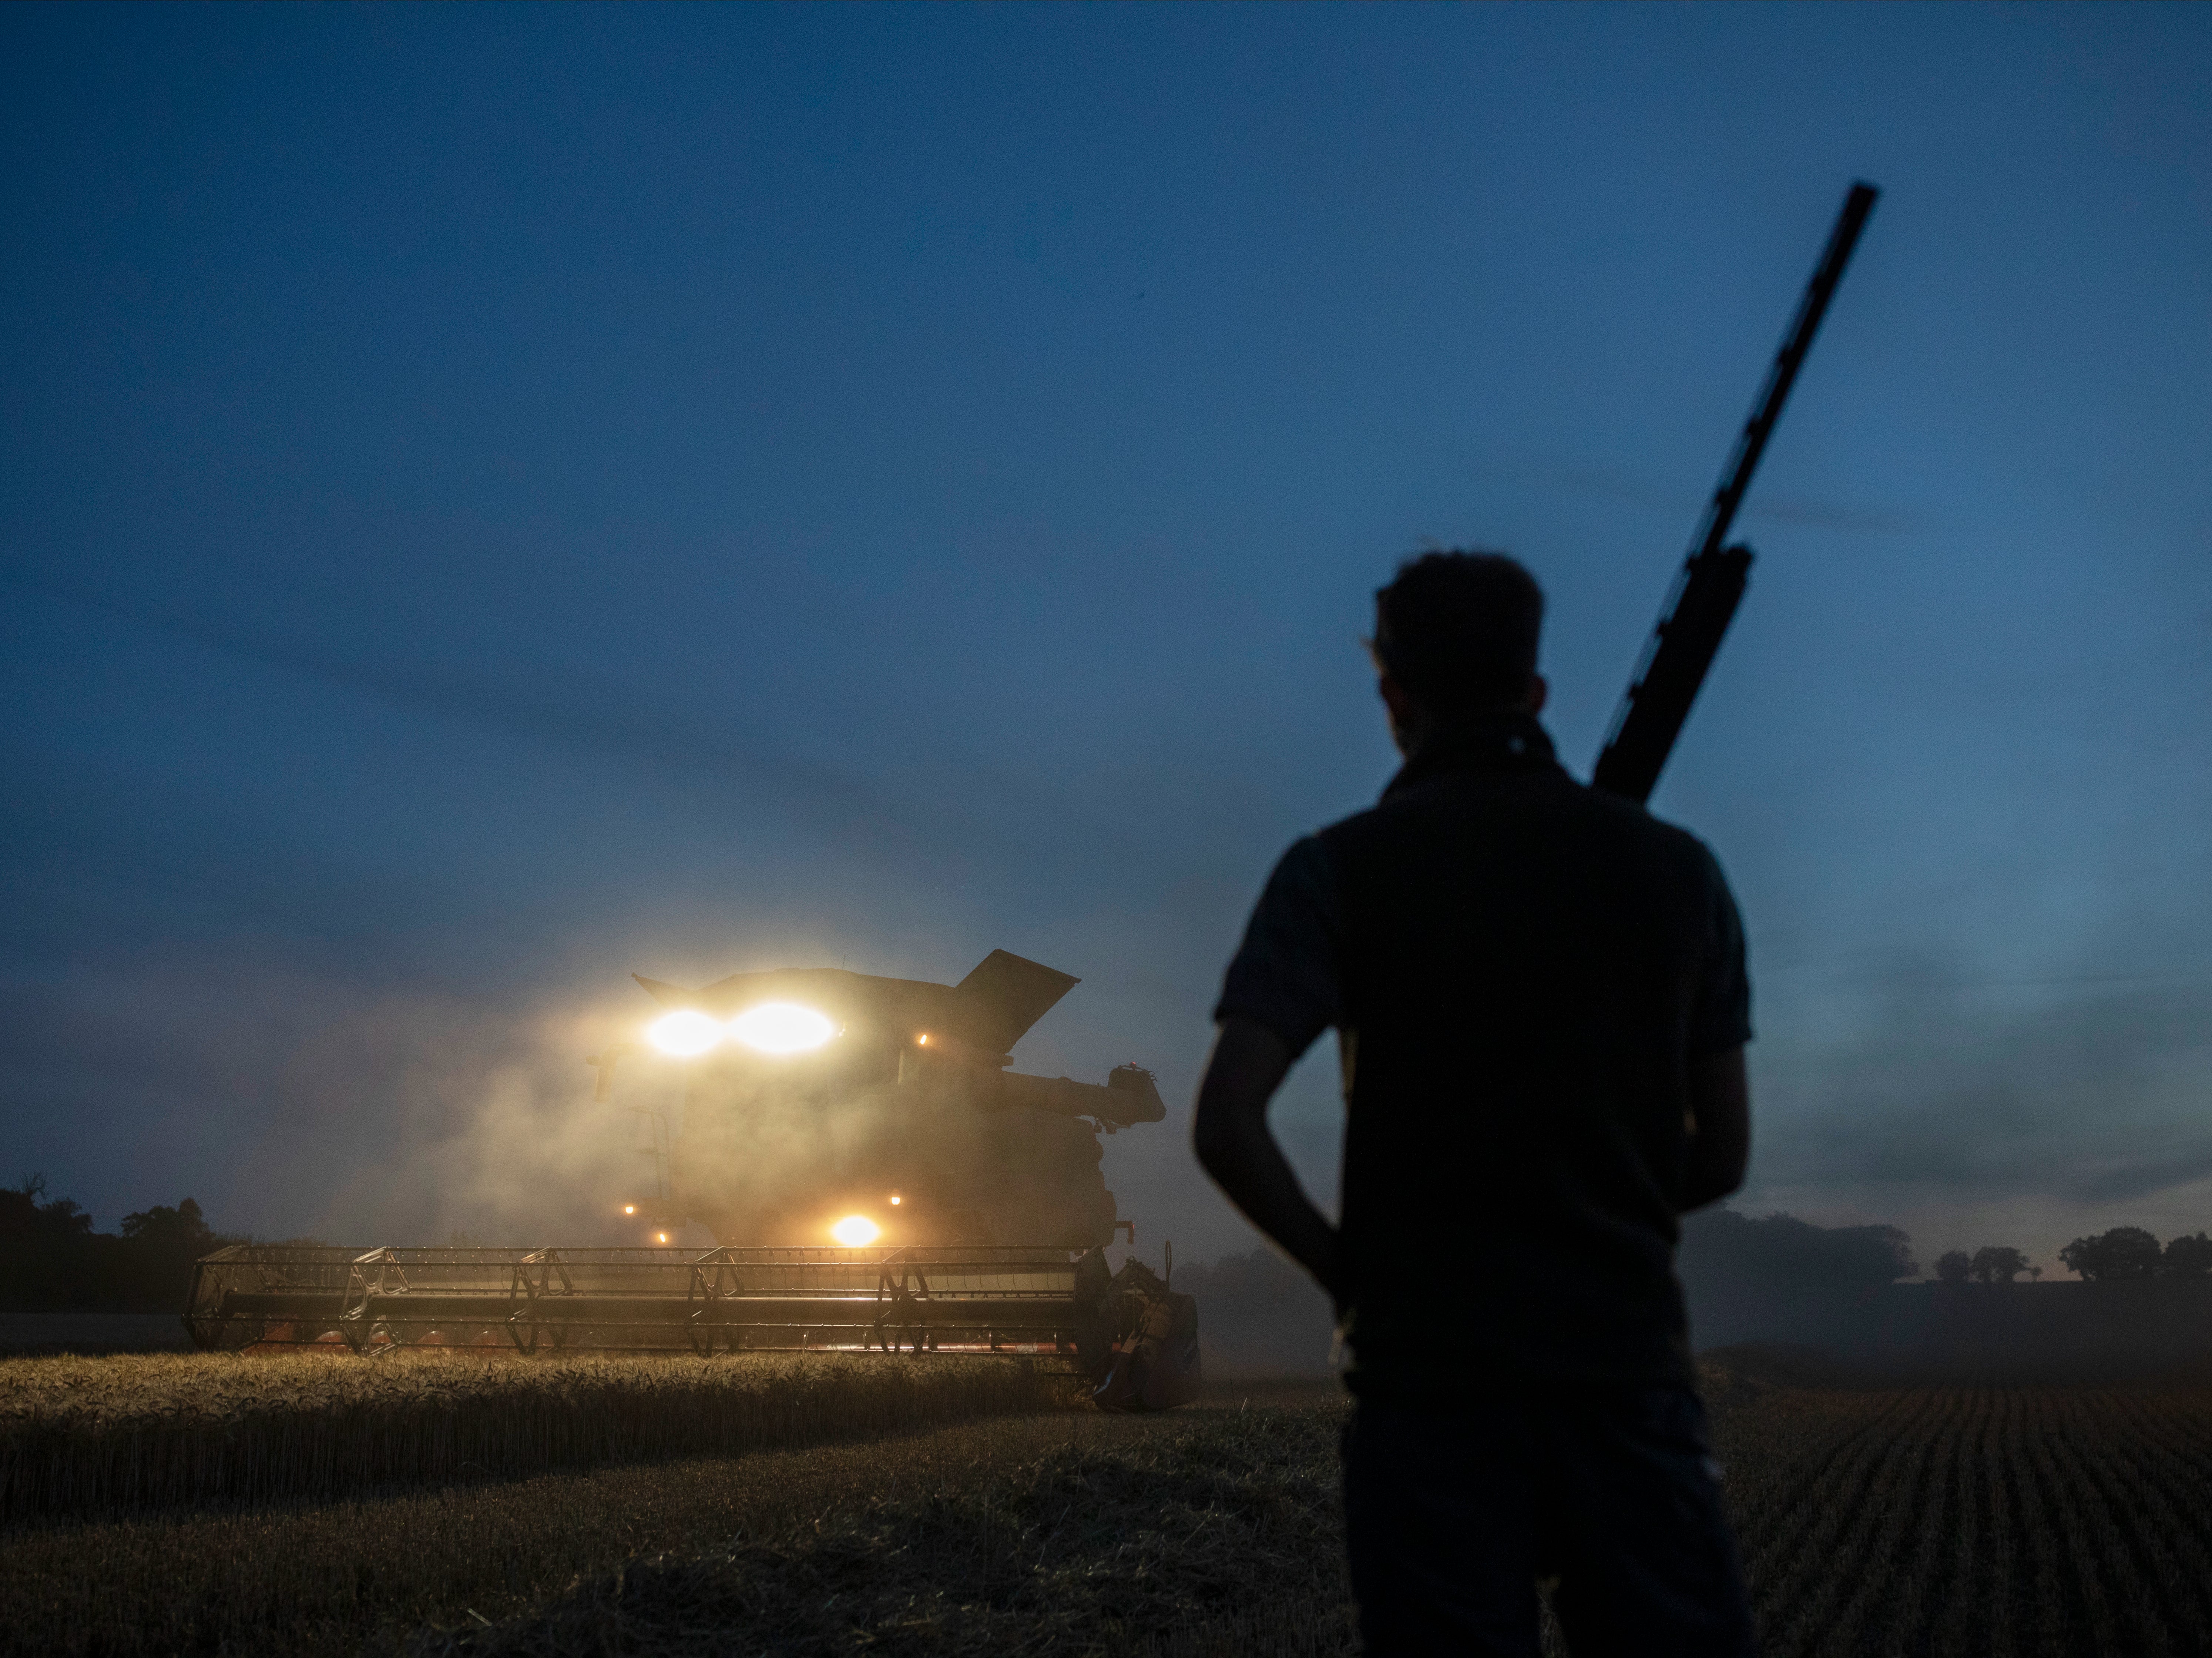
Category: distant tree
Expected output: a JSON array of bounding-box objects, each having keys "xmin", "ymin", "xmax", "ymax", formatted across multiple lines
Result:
[
  {"xmin": 1848, "ymin": 1222, "xmax": 1919, "ymax": 1284},
  {"xmin": 1675, "ymin": 1209, "xmax": 1920, "ymax": 1349},
  {"xmin": 2164, "ymin": 1232, "xmax": 2212, "ymax": 1279},
  {"xmin": 1935, "ymin": 1249, "xmax": 1972, "ymax": 1285},
  {"xmin": 116, "ymin": 1197, "xmax": 227, "ymax": 1308},
  {"xmin": 2059, "ymin": 1226, "xmax": 2164, "ymax": 1281},
  {"xmin": 120, "ymin": 1198, "xmax": 220, "ymax": 1258},
  {"xmin": 1969, "ymin": 1245, "xmax": 2035, "ymax": 1284},
  {"xmin": 0, "ymin": 1175, "xmax": 96, "ymax": 1242},
  {"xmin": 1681, "ymin": 1211, "xmax": 1917, "ymax": 1291},
  {"xmin": 0, "ymin": 1179, "xmax": 234, "ymax": 1311},
  {"xmin": 0, "ymin": 1175, "xmax": 108, "ymax": 1309}
]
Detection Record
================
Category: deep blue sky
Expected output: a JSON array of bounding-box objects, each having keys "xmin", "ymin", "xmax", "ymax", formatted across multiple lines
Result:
[{"xmin": 5, "ymin": 4, "xmax": 2209, "ymax": 1274}]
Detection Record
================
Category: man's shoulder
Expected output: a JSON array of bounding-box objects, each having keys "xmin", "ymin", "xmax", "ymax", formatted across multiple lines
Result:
[
  {"xmin": 1255, "ymin": 832, "xmax": 1339, "ymax": 907},
  {"xmin": 1319, "ymin": 767, "xmax": 1726, "ymax": 884},
  {"xmin": 1572, "ymin": 789, "xmax": 1732, "ymax": 895},
  {"xmin": 1609, "ymin": 794, "xmax": 1727, "ymax": 872},
  {"xmin": 1317, "ymin": 762, "xmax": 1630, "ymax": 838}
]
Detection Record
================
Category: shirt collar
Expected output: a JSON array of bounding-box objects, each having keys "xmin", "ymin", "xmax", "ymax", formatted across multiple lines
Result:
[{"xmin": 1381, "ymin": 711, "xmax": 1562, "ymax": 801}]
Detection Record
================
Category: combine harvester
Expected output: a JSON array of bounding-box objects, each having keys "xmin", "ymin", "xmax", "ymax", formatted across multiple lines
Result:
[{"xmin": 186, "ymin": 950, "xmax": 1202, "ymax": 1410}]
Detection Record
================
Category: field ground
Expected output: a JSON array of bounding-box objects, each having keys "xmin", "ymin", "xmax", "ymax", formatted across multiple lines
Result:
[
  {"xmin": 4, "ymin": 1353, "xmax": 2211, "ymax": 1656},
  {"xmin": 1705, "ymin": 1355, "xmax": 2212, "ymax": 1657}
]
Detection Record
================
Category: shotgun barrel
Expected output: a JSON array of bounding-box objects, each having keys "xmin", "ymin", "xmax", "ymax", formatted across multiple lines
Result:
[{"xmin": 1591, "ymin": 180, "xmax": 1879, "ymax": 803}]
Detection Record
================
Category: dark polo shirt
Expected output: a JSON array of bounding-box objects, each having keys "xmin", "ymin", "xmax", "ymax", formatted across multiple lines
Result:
[{"xmin": 1216, "ymin": 713, "xmax": 1750, "ymax": 1394}]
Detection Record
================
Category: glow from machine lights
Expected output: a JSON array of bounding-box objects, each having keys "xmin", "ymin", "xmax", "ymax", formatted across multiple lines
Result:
[
  {"xmin": 730, "ymin": 1002, "xmax": 836, "ymax": 1054},
  {"xmin": 831, "ymin": 1215, "xmax": 881, "ymax": 1248},
  {"xmin": 648, "ymin": 1010, "xmax": 724, "ymax": 1057},
  {"xmin": 657, "ymin": 1232, "xmax": 669, "ymax": 1244},
  {"xmin": 647, "ymin": 1002, "xmax": 837, "ymax": 1058},
  {"xmin": 889, "ymin": 1192, "xmax": 902, "ymax": 1206},
  {"xmin": 622, "ymin": 1205, "xmax": 636, "ymax": 1216}
]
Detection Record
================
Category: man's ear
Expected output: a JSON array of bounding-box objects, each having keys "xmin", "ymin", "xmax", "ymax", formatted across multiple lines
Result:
[
  {"xmin": 1377, "ymin": 672, "xmax": 1429, "ymax": 757},
  {"xmin": 1523, "ymin": 674, "xmax": 1548, "ymax": 716}
]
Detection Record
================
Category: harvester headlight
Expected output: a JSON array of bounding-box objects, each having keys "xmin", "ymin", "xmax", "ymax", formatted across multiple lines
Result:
[
  {"xmin": 648, "ymin": 1010, "xmax": 725, "ymax": 1057},
  {"xmin": 831, "ymin": 1214, "xmax": 881, "ymax": 1248},
  {"xmin": 730, "ymin": 1002, "xmax": 836, "ymax": 1054}
]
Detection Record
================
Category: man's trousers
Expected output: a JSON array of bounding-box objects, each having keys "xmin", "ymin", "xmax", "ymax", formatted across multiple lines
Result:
[{"xmin": 1343, "ymin": 1384, "xmax": 1758, "ymax": 1657}]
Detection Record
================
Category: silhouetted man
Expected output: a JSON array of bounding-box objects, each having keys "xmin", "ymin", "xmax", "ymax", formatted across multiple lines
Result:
[{"xmin": 1194, "ymin": 551, "xmax": 1757, "ymax": 1657}]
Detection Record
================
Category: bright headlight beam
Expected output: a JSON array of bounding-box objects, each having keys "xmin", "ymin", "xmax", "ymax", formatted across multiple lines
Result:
[
  {"xmin": 831, "ymin": 1215, "xmax": 880, "ymax": 1248},
  {"xmin": 730, "ymin": 1002, "xmax": 836, "ymax": 1054},
  {"xmin": 648, "ymin": 1010, "xmax": 724, "ymax": 1057}
]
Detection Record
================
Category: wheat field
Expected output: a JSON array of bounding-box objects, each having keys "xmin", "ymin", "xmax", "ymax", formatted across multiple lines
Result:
[
  {"xmin": 0, "ymin": 1348, "xmax": 1069, "ymax": 1523},
  {"xmin": 1, "ymin": 1382, "xmax": 1350, "ymax": 1658}
]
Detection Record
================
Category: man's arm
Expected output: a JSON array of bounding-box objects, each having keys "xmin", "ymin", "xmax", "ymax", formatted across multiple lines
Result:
[
  {"xmin": 1192, "ymin": 1014, "xmax": 1345, "ymax": 1307},
  {"xmin": 1680, "ymin": 1045, "xmax": 1750, "ymax": 1212}
]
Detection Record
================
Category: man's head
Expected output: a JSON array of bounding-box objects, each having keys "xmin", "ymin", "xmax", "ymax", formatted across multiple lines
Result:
[{"xmin": 1369, "ymin": 550, "xmax": 1546, "ymax": 752}]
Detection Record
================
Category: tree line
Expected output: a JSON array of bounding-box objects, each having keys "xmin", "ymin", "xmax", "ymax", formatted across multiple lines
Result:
[
  {"xmin": 1933, "ymin": 1228, "xmax": 2212, "ymax": 1285},
  {"xmin": 0, "ymin": 1176, "xmax": 236, "ymax": 1313},
  {"xmin": 2057, "ymin": 1226, "xmax": 2212, "ymax": 1281}
]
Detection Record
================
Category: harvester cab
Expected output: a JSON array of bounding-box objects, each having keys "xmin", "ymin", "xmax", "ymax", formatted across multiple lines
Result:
[{"xmin": 617, "ymin": 949, "xmax": 1164, "ymax": 1252}]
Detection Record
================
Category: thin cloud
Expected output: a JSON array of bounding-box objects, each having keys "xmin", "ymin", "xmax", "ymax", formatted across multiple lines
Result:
[
  {"xmin": 1465, "ymin": 460, "xmax": 1924, "ymax": 537},
  {"xmin": 1757, "ymin": 961, "xmax": 2212, "ymax": 1210},
  {"xmin": 12, "ymin": 576, "xmax": 885, "ymax": 816},
  {"xmin": 7, "ymin": 576, "xmax": 1178, "ymax": 899}
]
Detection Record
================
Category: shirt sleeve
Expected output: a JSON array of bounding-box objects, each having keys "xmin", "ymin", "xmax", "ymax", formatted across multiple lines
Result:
[
  {"xmin": 1213, "ymin": 835, "xmax": 1344, "ymax": 1058},
  {"xmin": 1689, "ymin": 846, "xmax": 1753, "ymax": 1055}
]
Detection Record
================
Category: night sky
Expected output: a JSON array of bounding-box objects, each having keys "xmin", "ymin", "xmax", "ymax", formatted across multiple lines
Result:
[{"xmin": 6, "ymin": 4, "xmax": 2209, "ymax": 1276}]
